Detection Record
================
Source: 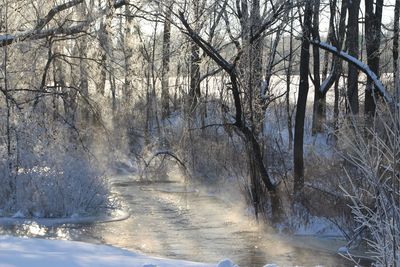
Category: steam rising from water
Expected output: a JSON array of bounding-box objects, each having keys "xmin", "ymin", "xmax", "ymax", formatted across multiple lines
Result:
[{"xmin": 0, "ymin": 170, "xmax": 351, "ymax": 266}]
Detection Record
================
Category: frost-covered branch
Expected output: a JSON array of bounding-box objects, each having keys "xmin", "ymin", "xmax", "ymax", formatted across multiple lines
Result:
[
  {"xmin": 0, "ymin": 0, "xmax": 128, "ymax": 48},
  {"xmin": 311, "ymin": 40, "xmax": 394, "ymax": 104},
  {"xmin": 35, "ymin": 0, "xmax": 84, "ymax": 32},
  {"xmin": 0, "ymin": 24, "xmax": 87, "ymax": 48}
]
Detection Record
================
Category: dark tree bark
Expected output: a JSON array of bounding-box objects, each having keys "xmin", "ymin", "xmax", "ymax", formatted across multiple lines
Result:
[
  {"xmin": 293, "ymin": 0, "xmax": 313, "ymax": 194},
  {"xmin": 394, "ymin": 0, "xmax": 400, "ymax": 86},
  {"xmin": 346, "ymin": 0, "xmax": 361, "ymax": 114},
  {"xmin": 394, "ymin": 0, "xmax": 400, "ymax": 87},
  {"xmin": 364, "ymin": 0, "xmax": 383, "ymax": 118}
]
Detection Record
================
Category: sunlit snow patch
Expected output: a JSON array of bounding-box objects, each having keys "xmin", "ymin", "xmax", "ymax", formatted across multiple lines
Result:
[{"xmin": 0, "ymin": 235, "xmax": 221, "ymax": 267}]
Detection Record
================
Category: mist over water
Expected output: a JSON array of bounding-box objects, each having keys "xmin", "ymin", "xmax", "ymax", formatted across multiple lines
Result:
[{"xmin": 0, "ymin": 172, "xmax": 357, "ymax": 267}]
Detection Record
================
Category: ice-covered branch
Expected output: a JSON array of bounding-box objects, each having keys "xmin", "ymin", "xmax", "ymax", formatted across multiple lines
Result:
[
  {"xmin": 311, "ymin": 40, "xmax": 394, "ymax": 104},
  {"xmin": 0, "ymin": 0, "xmax": 128, "ymax": 48}
]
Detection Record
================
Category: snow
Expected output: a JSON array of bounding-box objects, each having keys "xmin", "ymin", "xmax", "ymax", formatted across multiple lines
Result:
[
  {"xmin": 214, "ymin": 259, "xmax": 238, "ymax": 267},
  {"xmin": 338, "ymin": 246, "xmax": 349, "ymax": 254},
  {"xmin": 11, "ymin": 211, "xmax": 25, "ymax": 219},
  {"xmin": 0, "ymin": 235, "xmax": 238, "ymax": 267},
  {"xmin": 292, "ymin": 216, "xmax": 343, "ymax": 237}
]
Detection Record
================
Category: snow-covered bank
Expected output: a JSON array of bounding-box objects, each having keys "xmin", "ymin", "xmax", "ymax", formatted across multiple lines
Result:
[
  {"xmin": 0, "ymin": 208, "xmax": 130, "ymax": 227},
  {"xmin": 0, "ymin": 235, "xmax": 238, "ymax": 267}
]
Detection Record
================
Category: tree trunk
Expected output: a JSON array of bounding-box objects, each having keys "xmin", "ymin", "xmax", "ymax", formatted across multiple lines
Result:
[
  {"xmin": 189, "ymin": 1, "xmax": 201, "ymax": 115},
  {"xmin": 285, "ymin": 16, "xmax": 294, "ymax": 150},
  {"xmin": 293, "ymin": 0, "xmax": 313, "ymax": 194},
  {"xmin": 78, "ymin": 3, "xmax": 89, "ymax": 121},
  {"xmin": 346, "ymin": 0, "xmax": 361, "ymax": 114},
  {"xmin": 333, "ymin": 0, "xmax": 348, "ymax": 130},
  {"xmin": 178, "ymin": 5, "xmax": 281, "ymax": 221},
  {"xmin": 98, "ymin": 0, "xmax": 114, "ymax": 97},
  {"xmin": 311, "ymin": 0, "xmax": 325, "ymax": 135},
  {"xmin": 365, "ymin": 0, "xmax": 383, "ymax": 118},
  {"xmin": 124, "ymin": 5, "xmax": 135, "ymax": 105},
  {"xmin": 394, "ymin": 0, "xmax": 400, "ymax": 89},
  {"xmin": 394, "ymin": 0, "xmax": 400, "ymax": 88},
  {"xmin": 248, "ymin": 0, "xmax": 263, "ymax": 134},
  {"xmin": 161, "ymin": 2, "xmax": 172, "ymax": 120}
]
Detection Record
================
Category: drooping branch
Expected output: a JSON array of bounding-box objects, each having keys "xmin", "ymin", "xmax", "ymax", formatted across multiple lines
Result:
[{"xmin": 311, "ymin": 40, "xmax": 394, "ymax": 104}]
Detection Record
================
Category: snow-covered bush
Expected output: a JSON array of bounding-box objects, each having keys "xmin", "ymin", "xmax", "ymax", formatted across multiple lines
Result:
[
  {"xmin": 339, "ymin": 107, "xmax": 400, "ymax": 266},
  {"xmin": 0, "ymin": 112, "xmax": 115, "ymax": 218}
]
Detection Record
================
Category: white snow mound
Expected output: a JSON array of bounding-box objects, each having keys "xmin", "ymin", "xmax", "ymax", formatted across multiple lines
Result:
[
  {"xmin": 217, "ymin": 259, "xmax": 239, "ymax": 267},
  {"xmin": 0, "ymin": 235, "xmax": 219, "ymax": 267}
]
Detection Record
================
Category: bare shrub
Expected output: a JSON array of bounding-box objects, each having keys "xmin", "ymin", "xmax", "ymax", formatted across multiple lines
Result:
[{"xmin": 339, "ymin": 107, "xmax": 400, "ymax": 266}]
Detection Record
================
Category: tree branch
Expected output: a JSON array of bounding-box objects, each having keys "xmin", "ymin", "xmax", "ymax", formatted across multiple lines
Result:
[
  {"xmin": 0, "ymin": 0, "xmax": 128, "ymax": 48},
  {"xmin": 35, "ymin": 0, "xmax": 84, "ymax": 32},
  {"xmin": 250, "ymin": 0, "xmax": 290, "ymax": 43},
  {"xmin": 310, "ymin": 40, "xmax": 394, "ymax": 104}
]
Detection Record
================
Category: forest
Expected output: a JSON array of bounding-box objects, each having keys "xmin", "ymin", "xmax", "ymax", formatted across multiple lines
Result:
[{"xmin": 0, "ymin": 0, "xmax": 399, "ymax": 266}]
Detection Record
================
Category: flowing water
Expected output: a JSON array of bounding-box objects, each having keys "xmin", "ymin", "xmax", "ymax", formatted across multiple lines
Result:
[{"xmin": 0, "ymin": 174, "xmax": 366, "ymax": 267}]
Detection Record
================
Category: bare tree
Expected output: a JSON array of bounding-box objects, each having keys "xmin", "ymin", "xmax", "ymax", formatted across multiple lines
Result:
[{"xmin": 178, "ymin": 0, "xmax": 290, "ymax": 220}]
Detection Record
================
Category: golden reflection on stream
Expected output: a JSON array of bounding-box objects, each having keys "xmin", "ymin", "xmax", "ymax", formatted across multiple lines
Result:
[
  {"xmin": 0, "ymin": 174, "xmax": 356, "ymax": 267},
  {"xmin": 88, "ymin": 175, "xmax": 352, "ymax": 266}
]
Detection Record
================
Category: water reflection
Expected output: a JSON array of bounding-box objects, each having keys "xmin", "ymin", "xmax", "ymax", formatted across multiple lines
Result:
[{"xmin": 0, "ymin": 175, "xmax": 357, "ymax": 267}]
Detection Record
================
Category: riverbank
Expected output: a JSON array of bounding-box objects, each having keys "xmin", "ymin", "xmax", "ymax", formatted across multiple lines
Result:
[{"xmin": 0, "ymin": 235, "xmax": 234, "ymax": 267}]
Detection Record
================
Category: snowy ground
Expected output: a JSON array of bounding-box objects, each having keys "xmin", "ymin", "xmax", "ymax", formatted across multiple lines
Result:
[{"xmin": 0, "ymin": 235, "xmax": 245, "ymax": 267}]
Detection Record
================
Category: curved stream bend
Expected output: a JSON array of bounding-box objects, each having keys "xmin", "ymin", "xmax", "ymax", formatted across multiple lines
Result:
[{"xmin": 0, "ymin": 174, "xmax": 355, "ymax": 267}]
